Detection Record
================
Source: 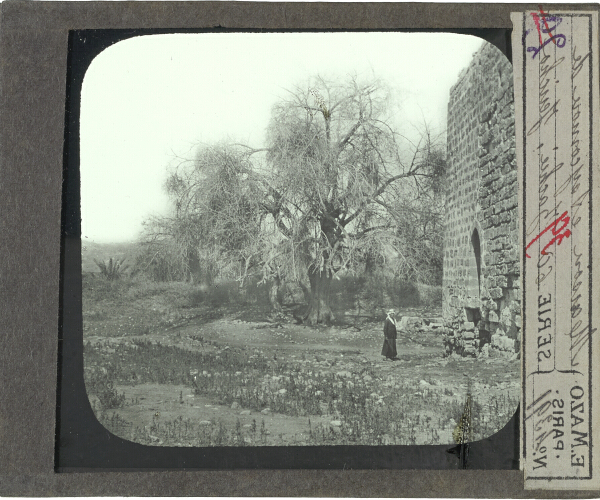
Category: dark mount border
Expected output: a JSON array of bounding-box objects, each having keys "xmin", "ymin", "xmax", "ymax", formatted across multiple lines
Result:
[{"xmin": 57, "ymin": 27, "xmax": 518, "ymax": 471}]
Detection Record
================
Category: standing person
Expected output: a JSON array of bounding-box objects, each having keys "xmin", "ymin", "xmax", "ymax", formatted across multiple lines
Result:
[{"xmin": 381, "ymin": 309, "xmax": 398, "ymax": 360}]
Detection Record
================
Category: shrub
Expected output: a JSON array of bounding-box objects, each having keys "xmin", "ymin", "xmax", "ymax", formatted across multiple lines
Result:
[
  {"xmin": 131, "ymin": 240, "xmax": 188, "ymax": 282},
  {"xmin": 85, "ymin": 366, "xmax": 126, "ymax": 409},
  {"xmin": 82, "ymin": 272, "xmax": 133, "ymax": 301},
  {"xmin": 392, "ymin": 280, "xmax": 421, "ymax": 308},
  {"xmin": 415, "ymin": 283, "xmax": 443, "ymax": 309},
  {"xmin": 188, "ymin": 280, "xmax": 251, "ymax": 308},
  {"xmin": 97, "ymin": 382, "xmax": 126, "ymax": 410},
  {"xmin": 356, "ymin": 272, "xmax": 424, "ymax": 310},
  {"xmin": 94, "ymin": 257, "xmax": 130, "ymax": 281},
  {"xmin": 330, "ymin": 275, "xmax": 364, "ymax": 312}
]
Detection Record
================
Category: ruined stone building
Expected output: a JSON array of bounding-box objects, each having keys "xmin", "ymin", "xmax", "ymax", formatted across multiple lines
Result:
[{"xmin": 443, "ymin": 41, "xmax": 520, "ymax": 357}]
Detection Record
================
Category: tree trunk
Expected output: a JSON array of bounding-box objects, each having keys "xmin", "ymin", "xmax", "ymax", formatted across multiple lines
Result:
[
  {"xmin": 304, "ymin": 267, "xmax": 334, "ymax": 325},
  {"xmin": 186, "ymin": 248, "xmax": 201, "ymax": 283},
  {"xmin": 364, "ymin": 251, "xmax": 377, "ymax": 275},
  {"xmin": 269, "ymin": 277, "xmax": 283, "ymax": 313},
  {"xmin": 299, "ymin": 281, "xmax": 312, "ymax": 304}
]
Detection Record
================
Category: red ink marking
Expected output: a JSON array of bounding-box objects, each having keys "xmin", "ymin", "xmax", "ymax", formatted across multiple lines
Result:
[
  {"xmin": 526, "ymin": 6, "xmax": 566, "ymax": 58},
  {"xmin": 525, "ymin": 211, "xmax": 571, "ymax": 258},
  {"xmin": 531, "ymin": 12, "xmax": 544, "ymax": 46},
  {"xmin": 534, "ymin": 7, "xmax": 559, "ymax": 46}
]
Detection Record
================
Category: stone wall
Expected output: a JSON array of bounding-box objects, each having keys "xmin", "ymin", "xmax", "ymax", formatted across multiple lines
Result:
[{"xmin": 443, "ymin": 42, "xmax": 520, "ymax": 358}]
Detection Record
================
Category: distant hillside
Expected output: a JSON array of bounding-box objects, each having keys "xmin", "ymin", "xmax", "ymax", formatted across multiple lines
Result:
[{"xmin": 82, "ymin": 240, "xmax": 138, "ymax": 273}]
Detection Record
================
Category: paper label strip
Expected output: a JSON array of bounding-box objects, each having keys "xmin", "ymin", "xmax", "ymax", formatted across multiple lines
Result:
[{"xmin": 512, "ymin": 8, "xmax": 599, "ymax": 491}]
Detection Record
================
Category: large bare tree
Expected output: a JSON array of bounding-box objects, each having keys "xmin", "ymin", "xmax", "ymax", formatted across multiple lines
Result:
[{"xmin": 146, "ymin": 76, "xmax": 445, "ymax": 324}]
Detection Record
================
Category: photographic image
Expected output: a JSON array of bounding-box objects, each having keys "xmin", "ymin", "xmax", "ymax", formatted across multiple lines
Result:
[{"xmin": 80, "ymin": 32, "xmax": 520, "ymax": 448}]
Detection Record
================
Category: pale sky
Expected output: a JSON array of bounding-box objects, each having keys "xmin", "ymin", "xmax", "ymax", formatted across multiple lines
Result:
[{"xmin": 80, "ymin": 32, "xmax": 484, "ymax": 243}]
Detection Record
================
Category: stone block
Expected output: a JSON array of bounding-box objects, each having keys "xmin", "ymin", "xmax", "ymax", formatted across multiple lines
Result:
[
  {"xmin": 480, "ymin": 343, "xmax": 490, "ymax": 358},
  {"xmin": 399, "ymin": 316, "xmax": 422, "ymax": 329},
  {"xmin": 496, "ymin": 336, "xmax": 506, "ymax": 350},
  {"xmin": 464, "ymin": 346, "xmax": 477, "ymax": 357},
  {"xmin": 514, "ymin": 315, "xmax": 522, "ymax": 328},
  {"xmin": 462, "ymin": 321, "xmax": 475, "ymax": 331},
  {"xmin": 500, "ymin": 307, "xmax": 513, "ymax": 327},
  {"xmin": 505, "ymin": 338, "xmax": 515, "ymax": 352},
  {"xmin": 480, "ymin": 109, "xmax": 493, "ymax": 123},
  {"xmin": 487, "ymin": 299, "xmax": 499, "ymax": 311},
  {"xmin": 491, "ymin": 334, "xmax": 500, "ymax": 347}
]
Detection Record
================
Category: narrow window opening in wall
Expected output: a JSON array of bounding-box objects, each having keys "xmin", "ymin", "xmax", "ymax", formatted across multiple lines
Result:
[
  {"xmin": 464, "ymin": 307, "xmax": 481, "ymax": 325},
  {"xmin": 471, "ymin": 229, "xmax": 481, "ymax": 296},
  {"xmin": 465, "ymin": 306, "xmax": 490, "ymax": 348}
]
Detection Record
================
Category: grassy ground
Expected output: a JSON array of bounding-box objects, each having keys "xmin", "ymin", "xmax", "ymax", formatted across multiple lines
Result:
[{"xmin": 83, "ymin": 276, "xmax": 519, "ymax": 447}]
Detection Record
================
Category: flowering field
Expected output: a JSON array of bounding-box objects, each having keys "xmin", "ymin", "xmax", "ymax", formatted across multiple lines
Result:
[{"xmin": 83, "ymin": 278, "xmax": 519, "ymax": 447}]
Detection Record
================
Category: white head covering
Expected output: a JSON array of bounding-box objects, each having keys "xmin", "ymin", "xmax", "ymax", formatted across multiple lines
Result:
[{"xmin": 386, "ymin": 309, "xmax": 396, "ymax": 325}]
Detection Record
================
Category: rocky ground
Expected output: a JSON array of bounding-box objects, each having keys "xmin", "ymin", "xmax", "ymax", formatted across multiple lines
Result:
[{"xmin": 83, "ymin": 279, "xmax": 520, "ymax": 447}]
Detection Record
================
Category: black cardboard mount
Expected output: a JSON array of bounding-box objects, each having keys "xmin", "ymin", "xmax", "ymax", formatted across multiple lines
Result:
[{"xmin": 57, "ymin": 26, "xmax": 517, "ymax": 472}]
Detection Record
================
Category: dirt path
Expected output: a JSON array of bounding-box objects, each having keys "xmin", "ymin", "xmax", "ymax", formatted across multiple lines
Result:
[{"xmin": 87, "ymin": 315, "xmax": 443, "ymax": 363}]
